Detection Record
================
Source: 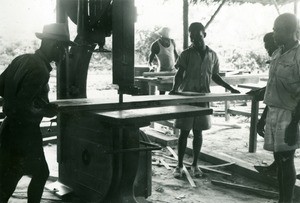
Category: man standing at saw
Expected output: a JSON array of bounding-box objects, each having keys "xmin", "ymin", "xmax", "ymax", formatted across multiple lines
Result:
[
  {"xmin": 0, "ymin": 23, "xmax": 76, "ymax": 203},
  {"xmin": 169, "ymin": 22, "xmax": 240, "ymax": 178}
]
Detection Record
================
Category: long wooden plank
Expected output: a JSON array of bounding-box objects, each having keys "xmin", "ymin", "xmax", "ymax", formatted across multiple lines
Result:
[
  {"xmin": 166, "ymin": 146, "xmax": 197, "ymax": 187},
  {"xmin": 54, "ymin": 93, "xmax": 252, "ymax": 112},
  {"xmin": 211, "ymin": 180, "xmax": 279, "ymax": 199},
  {"xmin": 135, "ymin": 74, "xmax": 267, "ymax": 86}
]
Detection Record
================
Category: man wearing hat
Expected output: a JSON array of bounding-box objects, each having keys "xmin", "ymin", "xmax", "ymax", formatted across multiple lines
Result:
[
  {"xmin": 170, "ymin": 22, "xmax": 240, "ymax": 178},
  {"xmin": 0, "ymin": 23, "xmax": 76, "ymax": 202},
  {"xmin": 148, "ymin": 27, "xmax": 179, "ymax": 94}
]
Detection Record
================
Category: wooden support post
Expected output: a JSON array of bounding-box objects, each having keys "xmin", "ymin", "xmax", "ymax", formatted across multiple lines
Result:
[
  {"xmin": 249, "ymin": 99, "xmax": 259, "ymax": 152},
  {"xmin": 224, "ymin": 89, "xmax": 230, "ymax": 121},
  {"xmin": 166, "ymin": 146, "xmax": 196, "ymax": 187},
  {"xmin": 295, "ymin": 0, "xmax": 298, "ymax": 15},
  {"xmin": 183, "ymin": 0, "xmax": 189, "ymax": 49}
]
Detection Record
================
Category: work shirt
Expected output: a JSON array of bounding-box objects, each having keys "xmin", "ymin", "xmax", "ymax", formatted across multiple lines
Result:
[
  {"xmin": 2, "ymin": 49, "xmax": 52, "ymax": 124},
  {"xmin": 175, "ymin": 45, "xmax": 219, "ymax": 93},
  {"xmin": 264, "ymin": 43, "xmax": 300, "ymax": 111},
  {"xmin": 157, "ymin": 39, "xmax": 176, "ymax": 72}
]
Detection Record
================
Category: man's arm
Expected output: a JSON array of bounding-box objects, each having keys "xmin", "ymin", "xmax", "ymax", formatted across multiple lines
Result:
[
  {"xmin": 169, "ymin": 66, "xmax": 184, "ymax": 94},
  {"xmin": 212, "ymin": 73, "xmax": 240, "ymax": 93},
  {"xmin": 246, "ymin": 87, "xmax": 266, "ymax": 101},
  {"xmin": 285, "ymin": 101, "xmax": 300, "ymax": 146},
  {"xmin": 148, "ymin": 41, "xmax": 159, "ymax": 70},
  {"xmin": 257, "ymin": 106, "xmax": 268, "ymax": 137},
  {"xmin": 171, "ymin": 39, "xmax": 179, "ymax": 61},
  {"xmin": 17, "ymin": 66, "xmax": 57, "ymax": 119}
]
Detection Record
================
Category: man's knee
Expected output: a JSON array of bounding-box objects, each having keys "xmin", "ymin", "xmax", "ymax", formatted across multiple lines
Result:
[
  {"xmin": 179, "ymin": 130, "xmax": 190, "ymax": 138},
  {"xmin": 192, "ymin": 129, "xmax": 202, "ymax": 138}
]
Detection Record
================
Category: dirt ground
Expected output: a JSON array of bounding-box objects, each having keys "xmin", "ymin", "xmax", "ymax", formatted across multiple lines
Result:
[{"xmin": 8, "ymin": 111, "xmax": 300, "ymax": 203}]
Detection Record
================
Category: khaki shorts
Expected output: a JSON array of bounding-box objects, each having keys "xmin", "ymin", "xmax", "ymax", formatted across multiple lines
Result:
[
  {"xmin": 174, "ymin": 102, "xmax": 211, "ymax": 131},
  {"xmin": 264, "ymin": 106, "xmax": 300, "ymax": 152}
]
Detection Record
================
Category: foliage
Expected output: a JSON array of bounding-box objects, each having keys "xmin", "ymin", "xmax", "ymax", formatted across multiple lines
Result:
[
  {"xmin": 0, "ymin": 38, "xmax": 39, "ymax": 71},
  {"xmin": 225, "ymin": 49, "xmax": 269, "ymax": 73},
  {"xmin": 135, "ymin": 26, "xmax": 161, "ymax": 65}
]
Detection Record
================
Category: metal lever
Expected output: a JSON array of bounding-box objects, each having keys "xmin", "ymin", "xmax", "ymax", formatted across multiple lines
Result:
[{"xmin": 103, "ymin": 141, "xmax": 161, "ymax": 154}]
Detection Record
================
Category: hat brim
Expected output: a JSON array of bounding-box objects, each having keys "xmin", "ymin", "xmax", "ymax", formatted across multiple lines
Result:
[{"xmin": 35, "ymin": 33, "xmax": 78, "ymax": 46}]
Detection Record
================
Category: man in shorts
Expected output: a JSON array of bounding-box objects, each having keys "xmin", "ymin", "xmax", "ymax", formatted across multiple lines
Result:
[
  {"xmin": 264, "ymin": 13, "xmax": 300, "ymax": 203},
  {"xmin": 169, "ymin": 22, "xmax": 240, "ymax": 178}
]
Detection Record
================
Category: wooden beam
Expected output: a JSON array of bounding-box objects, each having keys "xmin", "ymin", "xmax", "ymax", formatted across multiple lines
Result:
[
  {"xmin": 205, "ymin": 0, "xmax": 226, "ymax": 29},
  {"xmin": 159, "ymin": 158, "xmax": 171, "ymax": 170},
  {"xmin": 211, "ymin": 180, "xmax": 279, "ymax": 199},
  {"xmin": 166, "ymin": 146, "xmax": 197, "ymax": 187},
  {"xmin": 272, "ymin": 0, "xmax": 281, "ymax": 15}
]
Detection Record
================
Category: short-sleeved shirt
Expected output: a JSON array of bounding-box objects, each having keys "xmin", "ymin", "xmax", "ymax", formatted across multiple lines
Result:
[
  {"xmin": 264, "ymin": 43, "xmax": 300, "ymax": 111},
  {"xmin": 175, "ymin": 45, "xmax": 219, "ymax": 93},
  {"xmin": 173, "ymin": 45, "xmax": 219, "ymax": 131},
  {"xmin": 2, "ymin": 49, "xmax": 52, "ymax": 124}
]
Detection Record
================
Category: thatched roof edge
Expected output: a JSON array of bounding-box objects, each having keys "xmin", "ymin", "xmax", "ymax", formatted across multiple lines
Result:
[{"xmin": 190, "ymin": 0, "xmax": 295, "ymax": 6}]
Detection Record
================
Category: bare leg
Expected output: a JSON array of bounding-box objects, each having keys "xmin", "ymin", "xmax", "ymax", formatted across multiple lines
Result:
[
  {"xmin": 177, "ymin": 130, "xmax": 190, "ymax": 167},
  {"xmin": 192, "ymin": 129, "xmax": 203, "ymax": 166},
  {"xmin": 274, "ymin": 150, "xmax": 296, "ymax": 203}
]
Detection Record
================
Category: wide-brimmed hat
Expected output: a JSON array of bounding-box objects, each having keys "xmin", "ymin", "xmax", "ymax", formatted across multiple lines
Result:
[
  {"xmin": 156, "ymin": 27, "xmax": 171, "ymax": 38},
  {"xmin": 35, "ymin": 23, "xmax": 77, "ymax": 46}
]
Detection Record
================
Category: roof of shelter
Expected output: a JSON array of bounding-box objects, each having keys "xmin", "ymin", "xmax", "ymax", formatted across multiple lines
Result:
[{"xmin": 190, "ymin": 0, "xmax": 295, "ymax": 6}]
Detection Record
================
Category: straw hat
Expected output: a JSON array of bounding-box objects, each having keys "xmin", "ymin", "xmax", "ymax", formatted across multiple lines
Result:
[
  {"xmin": 156, "ymin": 27, "xmax": 171, "ymax": 38},
  {"xmin": 35, "ymin": 23, "xmax": 77, "ymax": 46}
]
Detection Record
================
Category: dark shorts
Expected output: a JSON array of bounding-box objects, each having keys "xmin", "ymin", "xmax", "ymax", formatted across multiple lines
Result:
[{"xmin": 174, "ymin": 102, "xmax": 211, "ymax": 131}]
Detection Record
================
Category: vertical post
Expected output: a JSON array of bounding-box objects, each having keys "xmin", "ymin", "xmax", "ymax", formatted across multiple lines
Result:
[
  {"xmin": 183, "ymin": 0, "xmax": 189, "ymax": 49},
  {"xmin": 249, "ymin": 99, "xmax": 259, "ymax": 153},
  {"xmin": 224, "ymin": 90, "xmax": 230, "ymax": 121},
  {"xmin": 295, "ymin": 0, "xmax": 298, "ymax": 15}
]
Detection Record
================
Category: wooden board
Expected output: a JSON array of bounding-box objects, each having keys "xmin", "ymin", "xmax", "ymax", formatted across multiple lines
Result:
[
  {"xmin": 211, "ymin": 180, "xmax": 278, "ymax": 198},
  {"xmin": 135, "ymin": 74, "xmax": 267, "ymax": 86},
  {"xmin": 141, "ymin": 127, "xmax": 178, "ymax": 147},
  {"xmin": 87, "ymin": 105, "xmax": 212, "ymax": 126}
]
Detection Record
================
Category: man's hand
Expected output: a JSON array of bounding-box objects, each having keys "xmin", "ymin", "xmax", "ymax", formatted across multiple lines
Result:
[
  {"xmin": 257, "ymin": 118, "xmax": 266, "ymax": 137},
  {"xmin": 285, "ymin": 121, "xmax": 299, "ymax": 146},
  {"xmin": 230, "ymin": 88, "xmax": 240, "ymax": 94},
  {"xmin": 44, "ymin": 103, "xmax": 59, "ymax": 118},
  {"xmin": 246, "ymin": 87, "xmax": 266, "ymax": 101}
]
